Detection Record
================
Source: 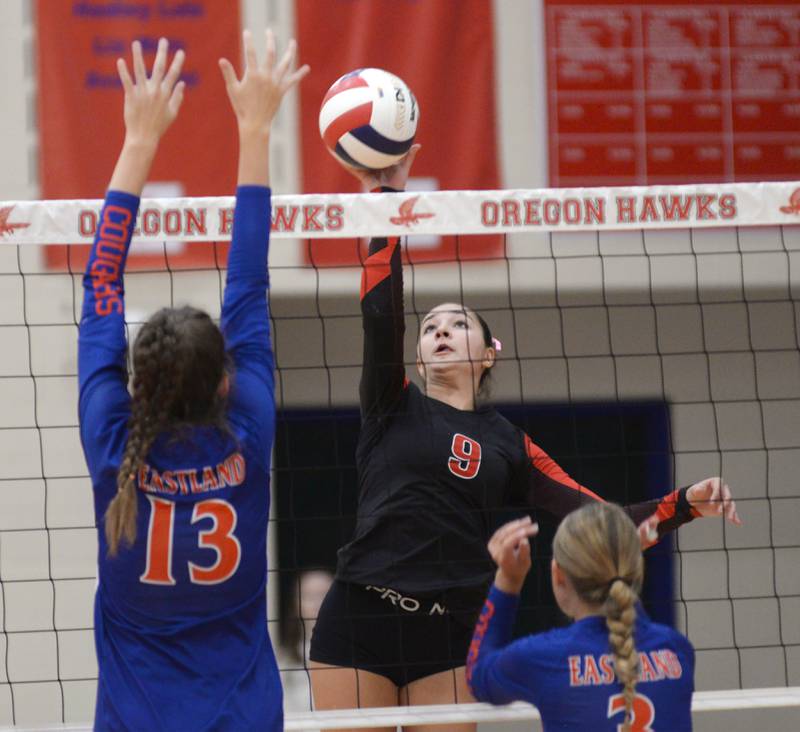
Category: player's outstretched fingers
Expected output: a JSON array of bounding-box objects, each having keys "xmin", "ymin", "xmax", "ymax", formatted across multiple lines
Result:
[
  {"xmin": 489, "ymin": 517, "xmax": 534, "ymax": 558},
  {"xmin": 497, "ymin": 522, "xmax": 538, "ymax": 567},
  {"xmin": 168, "ymin": 79, "xmax": 186, "ymax": 119},
  {"xmin": 150, "ymin": 37, "xmax": 168, "ymax": 85},
  {"xmin": 243, "ymin": 29, "xmax": 257, "ymax": 71},
  {"xmin": 219, "ymin": 58, "xmax": 239, "ymax": 90},
  {"xmin": 132, "ymin": 40, "xmax": 147, "ymax": 85},
  {"xmin": 721, "ymin": 482, "xmax": 742, "ymax": 525},
  {"xmin": 263, "ymin": 28, "xmax": 276, "ymax": 73},
  {"xmin": 275, "ymin": 38, "xmax": 295, "ymax": 81},
  {"xmin": 162, "ymin": 47, "xmax": 186, "ymax": 93},
  {"xmin": 117, "ymin": 57, "xmax": 134, "ymax": 94}
]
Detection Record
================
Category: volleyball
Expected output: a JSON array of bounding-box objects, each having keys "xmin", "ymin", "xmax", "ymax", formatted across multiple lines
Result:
[{"xmin": 319, "ymin": 68, "xmax": 418, "ymax": 170}]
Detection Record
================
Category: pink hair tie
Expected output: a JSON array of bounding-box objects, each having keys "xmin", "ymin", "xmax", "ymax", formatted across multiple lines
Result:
[{"xmin": 492, "ymin": 337, "xmax": 502, "ymax": 352}]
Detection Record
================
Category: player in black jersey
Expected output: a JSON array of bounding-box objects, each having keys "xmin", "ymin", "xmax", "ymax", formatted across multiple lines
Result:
[{"xmin": 308, "ymin": 146, "xmax": 741, "ymax": 731}]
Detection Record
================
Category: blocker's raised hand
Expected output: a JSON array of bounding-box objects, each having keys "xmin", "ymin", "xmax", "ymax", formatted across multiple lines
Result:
[
  {"xmin": 219, "ymin": 29, "xmax": 310, "ymax": 135},
  {"xmin": 117, "ymin": 37, "xmax": 185, "ymax": 146},
  {"xmin": 488, "ymin": 516, "xmax": 539, "ymax": 595}
]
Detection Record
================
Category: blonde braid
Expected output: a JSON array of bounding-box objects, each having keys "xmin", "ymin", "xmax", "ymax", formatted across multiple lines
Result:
[{"xmin": 606, "ymin": 579, "xmax": 639, "ymax": 731}]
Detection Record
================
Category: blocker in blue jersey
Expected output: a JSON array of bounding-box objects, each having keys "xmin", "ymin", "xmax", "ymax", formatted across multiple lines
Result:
[
  {"xmin": 468, "ymin": 506, "xmax": 695, "ymax": 732},
  {"xmin": 78, "ymin": 33, "xmax": 308, "ymax": 731}
]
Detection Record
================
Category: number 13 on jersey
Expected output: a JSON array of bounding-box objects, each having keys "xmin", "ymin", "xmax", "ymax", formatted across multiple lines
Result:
[{"xmin": 140, "ymin": 496, "xmax": 241, "ymax": 585}]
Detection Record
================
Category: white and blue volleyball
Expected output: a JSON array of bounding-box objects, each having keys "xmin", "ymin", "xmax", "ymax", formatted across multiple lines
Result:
[{"xmin": 319, "ymin": 68, "xmax": 418, "ymax": 170}]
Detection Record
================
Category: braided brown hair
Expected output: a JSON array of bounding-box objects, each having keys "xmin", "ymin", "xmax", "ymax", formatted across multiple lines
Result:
[
  {"xmin": 105, "ymin": 306, "xmax": 227, "ymax": 556},
  {"xmin": 552, "ymin": 502, "xmax": 643, "ymax": 732}
]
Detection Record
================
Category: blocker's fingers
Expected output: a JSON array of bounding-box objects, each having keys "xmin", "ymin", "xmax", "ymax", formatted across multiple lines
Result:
[
  {"xmin": 517, "ymin": 536, "xmax": 531, "ymax": 563},
  {"xmin": 243, "ymin": 30, "xmax": 257, "ymax": 70},
  {"xmin": 499, "ymin": 536, "xmax": 522, "ymax": 565},
  {"xmin": 503, "ymin": 526, "xmax": 537, "ymax": 555},
  {"xmin": 168, "ymin": 80, "xmax": 185, "ymax": 117},
  {"xmin": 151, "ymin": 37, "xmax": 168, "ymax": 84},
  {"xmin": 285, "ymin": 63, "xmax": 310, "ymax": 90},
  {"xmin": 274, "ymin": 38, "xmax": 296, "ymax": 80},
  {"xmin": 218, "ymin": 58, "xmax": 238, "ymax": 88},
  {"xmin": 263, "ymin": 28, "xmax": 276, "ymax": 72},
  {"xmin": 496, "ymin": 517, "xmax": 533, "ymax": 544},
  {"xmin": 511, "ymin": 524, "xmax": 539, "ymax": 546},
  {"xmin": 117, "ymin": 58, "xmax": 134, "ymax": 94},
  {"xmin": 489, "ymin": 518, "xmax": 532, "ymax": 553},
  {"xmin": 162, "ymin": 48, "xmax": 185, "ymax": 91},
  {"xmin": 132, "ymin": 40, "xmax": 147, "ymax": 84}
]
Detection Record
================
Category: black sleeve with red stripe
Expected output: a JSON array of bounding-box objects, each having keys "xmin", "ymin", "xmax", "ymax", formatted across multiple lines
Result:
[
  {"xmin": 522, "ymin": 434, "xmax": 700, "ymax": 543},
  {"xmin": 359, "ymin": 202, "xmax": 406, "ymax": 419}
]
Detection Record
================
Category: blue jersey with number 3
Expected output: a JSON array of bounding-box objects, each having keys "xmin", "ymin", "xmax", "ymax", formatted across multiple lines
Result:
[
  {"xmin": 468, "ymin": 586, "xmax": 694, "ymax": 732},
  {"xmin": 78, "ymin": 187, "xmax": 280, "ymax": 731}
]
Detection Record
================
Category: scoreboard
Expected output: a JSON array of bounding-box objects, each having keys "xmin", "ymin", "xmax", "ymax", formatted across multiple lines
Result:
[{"xmin": 544, "ymin": 1, "xmax": 800, "ymax": 185}]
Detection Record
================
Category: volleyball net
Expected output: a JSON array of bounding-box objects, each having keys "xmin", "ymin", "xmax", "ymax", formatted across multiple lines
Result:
[{"xmin": 0, "ymin": 181, "xmax": 799, "ymax": 730}]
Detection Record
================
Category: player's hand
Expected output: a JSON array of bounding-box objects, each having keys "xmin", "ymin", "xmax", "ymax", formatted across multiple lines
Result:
[
  {"xmin": 219, "ymin": 29, "xmax": 310, "ymax": 137},
  {"xmin": 488, "ymin": 516, "xmax": 539, "ymax": 595},
  {"xmin": 345, "ymin": 143, "xmax": 422, "ymax": 192},
  {"xmin": 637, "ymin": 513, "xmax": 660, "ymax": 550},
  {"xmin": 117, "ymin": 38, "xmax": 185, "ymax": 147},
  {"xmin": 687, "ymin": 477, "xmax": 742, "ymax": 525}
]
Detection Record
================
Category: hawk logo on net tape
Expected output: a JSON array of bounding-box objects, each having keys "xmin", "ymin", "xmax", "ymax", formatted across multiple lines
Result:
[
  {"xmin": 0, "ymin": 205, "xmax": 30, "ymax": 238},
  {"xmin": 779, "ymin": 188, "xmax": 800, "ymax": 215},
  {"xmin": 389, "ymin": 196, "xmax": 435, "ymax": 228}
]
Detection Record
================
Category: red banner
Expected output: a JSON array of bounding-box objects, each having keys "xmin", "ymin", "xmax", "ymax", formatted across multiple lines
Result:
[
  {"xmin": 296, "ymin": 0, "xmax": 501, "ymax": 266},
  {"xmin": 36, "ymin": 0, "xmax": 241, "ymax": 270},
  {"xmin": 544, "ymin": 0, "xmax": 800, "ymax": 186}
]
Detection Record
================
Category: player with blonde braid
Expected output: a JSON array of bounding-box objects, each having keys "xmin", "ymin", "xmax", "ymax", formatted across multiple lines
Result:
[
  {"xmin": 467, "ymin": 503, "xmax": 694, "ymax": 731},
  {"xmin": 552, "ymin": 503, "xmax": 645, "ymax": 729}
]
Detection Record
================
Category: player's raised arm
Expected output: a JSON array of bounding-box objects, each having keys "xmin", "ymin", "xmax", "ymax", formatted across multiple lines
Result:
[
  {"xmin": 467, "ymin": 517, "xmax": 542, "ymax": 706},
  {"xmin": 217, "ymin": 30, "xmax": 308, "ymax": 433},
  {"xmin": 78, "ymin": 38, "xmax": 184, "ymax": 476},
  {"xmin": 336, "ymin": 146, "xmax": 421, "ymax": 419}
]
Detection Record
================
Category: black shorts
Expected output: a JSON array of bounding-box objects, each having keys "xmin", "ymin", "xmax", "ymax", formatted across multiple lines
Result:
[{"xmin": 309, "ymin": 580, "xmax": 480, "ymax": 687}]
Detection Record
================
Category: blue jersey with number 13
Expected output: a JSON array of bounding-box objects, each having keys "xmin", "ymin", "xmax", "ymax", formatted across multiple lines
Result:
[{"xmin": 78, "ymin": 187, "xmax": 280, "ymax": 731}]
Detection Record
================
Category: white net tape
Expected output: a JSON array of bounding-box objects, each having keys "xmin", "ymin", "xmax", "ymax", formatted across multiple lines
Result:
[{"xmin": 2, "ymin": 181, "xmax": 800, "ymax": 244}]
